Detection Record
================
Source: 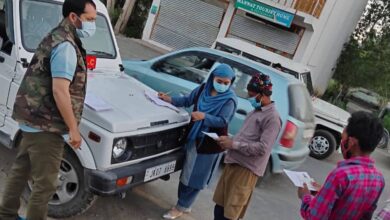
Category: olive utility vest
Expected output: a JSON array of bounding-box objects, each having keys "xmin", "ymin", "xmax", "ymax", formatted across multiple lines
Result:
[{"xmin": 12, "ymin": 19, "xmax": 87, "ymax": 134}]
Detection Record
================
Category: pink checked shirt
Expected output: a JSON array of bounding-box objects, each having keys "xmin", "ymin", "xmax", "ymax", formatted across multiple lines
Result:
[{"xmin": 300, "ymin": 156, "xmax": 385, "ymax": 220}]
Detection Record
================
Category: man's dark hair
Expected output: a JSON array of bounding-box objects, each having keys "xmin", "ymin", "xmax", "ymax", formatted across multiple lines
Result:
[
  {"xmin": 63, "ymin": 0, "xmax": 96, "ymax": 18},
  {"xmin": 346, "ymin": 111, "xmax": 384, "ymax": 153}
]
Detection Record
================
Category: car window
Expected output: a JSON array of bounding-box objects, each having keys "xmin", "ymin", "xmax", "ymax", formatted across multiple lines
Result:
[
  {"xmin": 215, "ymin": 42, "xmax": 241, "ymax": 55},
  {"xmin": 270, "ymin": 67, "xmax": 314, "ymax": 96},
  {"xmin": 301, "ymin": 72, "xmax": 314, "ymax": 96},
  {"xmin": 0, "ymin": 0, "xmax": 11, "ymax": 54},
  {"xmin": 288, "ymin": 84, "xmax": 314, "ymax": 122},
  {"xmin": 157, "ymin": 52, "xmax": 217, "ymax": 84},
  {"xmin": 20, "ymin": 0, "xmax": 116, "ymax": 58},
  {"xmin": 220, "ymin": 59, "xmax": 259, "ymax": 99},
  {"xmin": 242, "ymin": 52, "xmax": 272, "ymax": 66},
  {"xmin": 0, "ymin": 4, "xmax": 4, "ymax": 50},
  {"xmin": 278, "ymin": 67, "xmax": 299, "ymax": 78}
]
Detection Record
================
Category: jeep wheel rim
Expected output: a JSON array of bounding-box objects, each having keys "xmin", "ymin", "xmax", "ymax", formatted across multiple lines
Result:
[
  {"xmin": 28, "ymin": 159, "xmax": 79, "ymax": 205},
  {"xmin": 310, "ymin": 136, "xmax": 330, "ymax": 155}
]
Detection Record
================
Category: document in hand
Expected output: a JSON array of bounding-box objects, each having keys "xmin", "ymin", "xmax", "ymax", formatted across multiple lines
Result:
[
  {"xmin": 283, "ymin": 169, "xmax": 317, "ymax": 191},
  {"xmin": 144, "ymin": 90, "xmax": 180, "ymax": 113},
  {"xmin": 202, "ymin": 131, "xmax": 219, "ymax": 140},
  {"xmin": 85, "ymin": 93, "xmax": 113, "ymax": 112}
]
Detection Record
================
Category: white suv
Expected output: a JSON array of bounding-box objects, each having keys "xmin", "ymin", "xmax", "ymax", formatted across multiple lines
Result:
[{"xmin": 0, "ymin": 0, "xmax": 189, "ymax": 217}]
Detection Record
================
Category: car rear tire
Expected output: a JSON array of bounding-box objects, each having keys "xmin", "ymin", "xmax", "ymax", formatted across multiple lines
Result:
[
  {"xmin": 309, "ymin": 130, "xmax": 336, "ymax": 160},
  {"xmin": 23, "ymin": 147, "xmax": 97, "ymax": 218}
]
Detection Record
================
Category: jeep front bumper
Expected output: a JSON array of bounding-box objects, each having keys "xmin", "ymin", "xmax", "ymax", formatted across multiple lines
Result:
[{"xmin": 87, "ymin": 150, "xmax": 184, "ymax": 196}]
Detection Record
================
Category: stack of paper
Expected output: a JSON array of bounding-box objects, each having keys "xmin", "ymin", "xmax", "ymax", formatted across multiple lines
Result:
[
  {"xmin": 283, "ymin": 169, "xmax": 317, "ymax": 191},
  {"xmin": 202, "ymin": 131, "xmax": 219, "ymax": 140},
  {"xmin": 144, "ymin": 90, "xmax": 180, "ymax": 113},
  {"xmin": 85, "ymin": 93, "xmax": 113, "ymax": 112}
]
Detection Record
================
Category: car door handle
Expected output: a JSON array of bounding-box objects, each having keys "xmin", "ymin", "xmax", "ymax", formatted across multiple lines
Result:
[
  {"xmin": 236, "ymin": 109, "xmax": 247, "ymax": 116},
  {"xmin": 0, "ymin": 56, "xmax": 4, "ymax": 63}
]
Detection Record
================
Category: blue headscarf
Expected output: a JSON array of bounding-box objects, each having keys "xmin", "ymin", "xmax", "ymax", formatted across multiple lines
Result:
[{"xmin": 187, "ymin": 64, "xmax": 238, "ymax": 141}]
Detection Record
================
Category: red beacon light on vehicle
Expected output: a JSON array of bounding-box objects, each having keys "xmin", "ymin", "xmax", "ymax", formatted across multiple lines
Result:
[{"xmin": 86, "ymin": 55, "xmax": 97, "ymax": 70}]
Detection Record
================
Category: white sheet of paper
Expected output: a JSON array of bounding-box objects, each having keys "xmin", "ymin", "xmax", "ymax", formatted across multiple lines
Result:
[
  {"xmin": 144, "ymin": 90, "xmax": 180, "ymax": 113},
  {"xmin": 283, "ymin": 169, "xmax": 317, "ymax": 191},
  {"xmin": 85, "ymin": 93, "xmax": 113, "ymax": 112},
  {"xmin": 202, "ymin": 131, "xmax": 219, "ymax": 140}
]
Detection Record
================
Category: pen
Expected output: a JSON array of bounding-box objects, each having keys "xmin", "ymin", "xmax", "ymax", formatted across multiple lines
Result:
[{"xmin": 158, "ymin": 91, "xmax": 171, "ymax": 96}]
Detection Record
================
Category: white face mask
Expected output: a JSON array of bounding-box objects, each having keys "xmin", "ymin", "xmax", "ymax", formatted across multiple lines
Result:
[
  {"xmin": 213, "ymin": 80, "xmax": 230, "ymax": 93},
  {"xmin": 76, "ymin": 17, "xmax": 96, "ymax": 38},
  {"xmin": 248, "ymin": 94, "xmax": 262, "ymax": 109}
]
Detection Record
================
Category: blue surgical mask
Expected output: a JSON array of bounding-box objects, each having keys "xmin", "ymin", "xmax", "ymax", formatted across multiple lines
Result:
[
  {"xmin": 76, "ymin": 17, "xmax": 96, "ymax": 38},
  {"xmin": 248, "ymin": 95, "xmax": 262, "ymax": 109},
  {"xmin": 213, "ymin": 81, "xmax": 230, "ymax": 93}
]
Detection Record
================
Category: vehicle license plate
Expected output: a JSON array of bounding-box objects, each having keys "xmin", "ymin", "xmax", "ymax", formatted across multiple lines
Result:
[{"xmin": 144, "ymin": 161, "xmax": 176, "ymax": 182}]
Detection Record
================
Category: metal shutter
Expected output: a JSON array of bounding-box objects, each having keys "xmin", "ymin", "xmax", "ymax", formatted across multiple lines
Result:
[
  {"xmin": 228, "ymin": 13, "xmax": 300, "ymax": 55},
  {"xmin": 151, "ymin": 0, "xmax": 224, "ymax": 50}
]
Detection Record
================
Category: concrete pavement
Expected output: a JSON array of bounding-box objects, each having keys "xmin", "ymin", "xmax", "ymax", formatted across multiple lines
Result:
[
  {"xmin": 116, "ymin": 35, "xmax": 168, "ymax": 60},
  {"xmin": 1, "ymin": 145, "xmax": 390, "ymax": 220}
]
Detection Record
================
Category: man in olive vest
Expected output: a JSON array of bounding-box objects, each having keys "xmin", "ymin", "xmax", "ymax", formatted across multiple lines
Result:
[{"xmin": 0, "ymin": 1, "xmax": 96, "ymax": 219}]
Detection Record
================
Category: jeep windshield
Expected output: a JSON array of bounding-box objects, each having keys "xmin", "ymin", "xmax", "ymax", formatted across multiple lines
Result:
[{"xmin": 20, "ymin": 0, "xmax": 116, "ymax": 59}]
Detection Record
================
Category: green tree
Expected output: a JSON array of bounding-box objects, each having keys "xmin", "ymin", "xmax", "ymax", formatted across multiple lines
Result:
[
  {"xmin": 123, "ymin": 0, "xmax": 153, "ymax": 38},
  {"xmin": 333, "ymin": 0, "xmax": 390, "ymax": 99},
  {"xmin": 102, "ymin": 0, "xmax": 152, "ymax": 38},
  {"xmin": 354, "ymin": 0, "xmax": 390, "ymax": 40}
]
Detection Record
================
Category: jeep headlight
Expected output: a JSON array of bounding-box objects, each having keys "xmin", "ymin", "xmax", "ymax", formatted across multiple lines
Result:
[{"xmin": 113, "ymin": 138, "xmax": 128, "ymax": 159}]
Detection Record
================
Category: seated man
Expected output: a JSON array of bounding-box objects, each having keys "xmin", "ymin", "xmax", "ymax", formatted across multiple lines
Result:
[{"xmin": 298, "ymin": 111, "xmax": 385, "ymax": 220}]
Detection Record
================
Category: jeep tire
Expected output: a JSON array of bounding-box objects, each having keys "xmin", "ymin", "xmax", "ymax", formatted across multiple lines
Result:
[{"xmin": 24, "ymin": 147, "xmax": 97, "ymax": 218}]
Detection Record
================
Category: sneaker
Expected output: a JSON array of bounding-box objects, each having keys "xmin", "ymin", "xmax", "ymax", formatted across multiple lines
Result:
[
  {"xmin": 162, "ymin": 207, "xmax": 184, "ymax": 219},
  {"xmin": 182, "ymin": 208, "xmax": 191, "ymax": 214}
]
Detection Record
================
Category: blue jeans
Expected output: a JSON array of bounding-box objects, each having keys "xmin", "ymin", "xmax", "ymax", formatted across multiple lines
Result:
[{"xmin": 176, "ymin": 182, "xmax": 200, "ymax": 211}]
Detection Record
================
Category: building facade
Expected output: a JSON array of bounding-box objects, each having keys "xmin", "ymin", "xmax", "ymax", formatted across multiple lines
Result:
[{"xmin": 142, "ymin": 0, "xmax": 368, "ymax": 94}]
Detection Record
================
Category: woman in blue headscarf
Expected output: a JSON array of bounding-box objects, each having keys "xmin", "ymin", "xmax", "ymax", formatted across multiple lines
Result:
[{"xmin": 159, "ymin": 64, "xmax": 238, "ymax": 219}]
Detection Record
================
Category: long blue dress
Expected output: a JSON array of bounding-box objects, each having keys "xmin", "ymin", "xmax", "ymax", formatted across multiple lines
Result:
[
  {"xmin": 168, "ymin": 64, "xmax": 238, "ymax": 211},
  {"xmin": 172, "ymin": 87, "xmax": 236, "ymax": 189}
]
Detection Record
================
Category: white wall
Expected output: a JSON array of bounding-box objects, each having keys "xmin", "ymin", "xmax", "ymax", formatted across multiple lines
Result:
[
  {"xmin": 142, "ymin": 0, "xmax": 160, "ymax": 41},
  {"xmin": 142, "ymin": 0, "xmax": 369, "ymax": 94},
  {"xmin": 217, "ymin": 2, "xmax": 235, "ymax": 39},
  {"xmin": 293, "ymin": 25, "xmax": 313, "ymax": 62},
  {"xmin": 297, "ymin": 0, "xmax": 368, "ymax": 94}
]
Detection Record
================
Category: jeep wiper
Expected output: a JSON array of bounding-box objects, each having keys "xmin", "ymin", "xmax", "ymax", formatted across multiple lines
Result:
[{"xmin": 91, "ymin": 50, "xmax": 113, "ymax": 57}]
